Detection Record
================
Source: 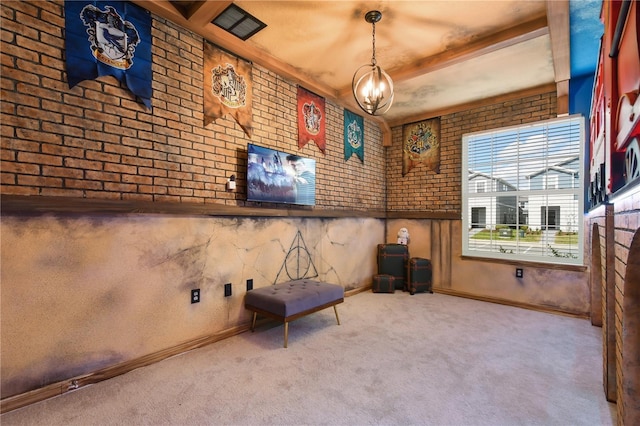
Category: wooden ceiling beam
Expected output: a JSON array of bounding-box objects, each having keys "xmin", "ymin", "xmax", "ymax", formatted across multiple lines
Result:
[
  {"xmin": 131, "ymin": 0, "xmax": 340, "ymax": 104},
  {"xmin": 395, "ymin": 15, "xmax": 549, "ymax": 81},
  {"xmin": 546, "ymin": 0, "xmax": 571, "ymax": 82},
  {"xmin": 546, "ymin": 0, "xmax": 571, "ymax": 115},
  {"xmin": 130, "ymin": 0, "xmax": 183, "ymax": 22},
  {"xmin": 338, "ymin": 15, "xmax": 549, "ymax": 99},
  {"xmin": 386, "ymin": 82, "xmax": 557, "ymax": 128},
  {"xmin": 184, "ymin": 1, "xmax": 231, "ymax": 27}
]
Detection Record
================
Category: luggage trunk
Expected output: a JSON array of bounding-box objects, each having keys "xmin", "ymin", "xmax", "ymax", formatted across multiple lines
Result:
[
  {"xmin": 372, "ymin": 274, "xmax": 396, "ymax": 293},
  {"xmin": 408, "ymin": 257, "xmax": 433, "ymax": 295},
  {"xmin": 377, "ymin": 244, "xmax": 408, "ymax": 290}
]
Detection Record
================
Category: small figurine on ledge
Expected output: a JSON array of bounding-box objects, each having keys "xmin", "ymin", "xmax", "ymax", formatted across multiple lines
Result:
[{"xmin": 397, "ymin": 227, "xmax": 410, "ymax": 245}]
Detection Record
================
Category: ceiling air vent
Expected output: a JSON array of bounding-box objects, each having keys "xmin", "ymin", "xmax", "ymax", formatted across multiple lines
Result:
[{"xmin": 212, "ymin": 4, "xmax": 266, "ymax": 41}]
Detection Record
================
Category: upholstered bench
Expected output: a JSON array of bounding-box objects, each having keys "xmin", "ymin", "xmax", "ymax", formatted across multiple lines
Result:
[{"xmin": 244, "ymin": 279, "xmax": 344, "ymax": 348}]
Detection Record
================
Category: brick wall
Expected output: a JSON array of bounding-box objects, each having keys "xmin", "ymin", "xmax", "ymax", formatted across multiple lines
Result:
[
  {"xmin": 0, "ymin": 0, "xmax": 385, "ymax": 210},
  {"xmin": 587, "ymin": 205, "xmax": 617, "ymax": 403},
  {"xmin": 613, "ymin": 192, "xmax": 640, "ymax": 425},
  {"xmin": 586, "ymin": 188, "xmax": 640, "ymax": 425},
  {"xmin": 386, "ymin": 92, "xmax": 557, "ymax": 212}
]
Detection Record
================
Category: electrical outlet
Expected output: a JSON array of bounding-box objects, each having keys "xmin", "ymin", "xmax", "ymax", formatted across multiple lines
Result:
[
  {"xmin": 191, "ymin": 289, "xmax": 200, "ymax": 304},
  {"xmin": 224, "ymin": 283, "xmax": 232, "ymax": 297},
  {"xmin": 246, "ymin": 279, "xmax": 253, "ymax": 291},
  {"xmin": 515, "ymin": 268, "xmax": 523, "ymax": 278}
]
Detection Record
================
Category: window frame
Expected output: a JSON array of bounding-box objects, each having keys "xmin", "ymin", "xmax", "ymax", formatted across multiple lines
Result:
[{"xmin": 461, "ymin": 115, "xmax": 585, "ymax": 266}]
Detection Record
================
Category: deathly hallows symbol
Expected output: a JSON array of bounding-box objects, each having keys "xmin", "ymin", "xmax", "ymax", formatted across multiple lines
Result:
[{"xmin": 274, "ymin": 230, "xmax": 318, "ymax": 284}]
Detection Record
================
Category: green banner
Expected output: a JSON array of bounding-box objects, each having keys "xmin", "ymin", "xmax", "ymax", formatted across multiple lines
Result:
[{"xmin": 344, "ymin": 109, "xmax": 364, "ymax": 162}]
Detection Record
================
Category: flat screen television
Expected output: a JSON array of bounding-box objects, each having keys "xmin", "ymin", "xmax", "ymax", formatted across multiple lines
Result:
[{"xmin": 247, "ymin": 143, "xmax": 316, "ymax": 206}]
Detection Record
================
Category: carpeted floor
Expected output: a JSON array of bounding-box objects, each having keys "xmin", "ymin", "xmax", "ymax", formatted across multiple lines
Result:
[{"xmin": 1, "ymin": 291, "xmax": 616, "ymax": 425}]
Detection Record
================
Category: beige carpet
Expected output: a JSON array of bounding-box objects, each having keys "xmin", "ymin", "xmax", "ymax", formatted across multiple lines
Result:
[{"xmin": 1, "ymin": 292, "xmax": 616, "ymax": 425}]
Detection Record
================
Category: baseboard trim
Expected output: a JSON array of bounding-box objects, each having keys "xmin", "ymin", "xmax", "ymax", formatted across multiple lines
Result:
[
  {"xmin": 434, "ymin": 287, "xmax": 590, "ymax": 319},
  {"xmin": 4, "ymin": 286, "xmax": 583, "ymax": 413},
  {"xmin": 1, "ymin": 323, "xmax": 252, "ymax": 414},
  {"xmin": 1, "ymin": 287, "xmax": 368, "ymax": 414},
  {"xmin": 345, "ymin": 284, "xmax": 372, "ymax": 297}
]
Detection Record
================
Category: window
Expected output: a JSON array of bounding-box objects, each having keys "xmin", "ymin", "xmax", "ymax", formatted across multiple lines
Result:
[
  {"xmin": 462, "ymin": 115, "xmax": 584, "ymax": 265},
  {"xmin": 543, "ymin": 175, "xmax": 558, "ymax": 189}
]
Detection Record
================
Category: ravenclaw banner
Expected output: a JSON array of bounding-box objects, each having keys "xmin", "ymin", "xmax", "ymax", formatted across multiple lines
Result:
[
  {"xmin": 402, "ymin": 118, "xmax": 441, "ymax": 176},
  {"xmin": 64, "ymin": 1, "xmax": 152, "ymax": 108},
  {"xmin": 297, "ymin": 86, "xmax": 326, "ymax": 154},
  {"xmin": 203, "ymin": 42, "xmax": 253, "ymax": 137},
  {"xmin": 344, "ymin": 109, "xmax": 364, "ymax": 162}
]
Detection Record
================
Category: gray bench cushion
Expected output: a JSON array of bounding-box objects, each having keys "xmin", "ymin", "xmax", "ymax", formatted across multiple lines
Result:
[{"xmin": 245, "ymin": 279, "xmax": 344, "ymax": 318}]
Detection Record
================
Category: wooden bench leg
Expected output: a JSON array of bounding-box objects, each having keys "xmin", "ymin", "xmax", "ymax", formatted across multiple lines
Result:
[
  {"xmin": 251, "ymin": 312, "xmax": 257, "ymax": 331},
  {"xmin": 333, "ymin": 305, "xmax": 341, "ymax": 325},
  {"xmin": 284, "ymin": 322, "xmax": 289, "ymax": 348}
]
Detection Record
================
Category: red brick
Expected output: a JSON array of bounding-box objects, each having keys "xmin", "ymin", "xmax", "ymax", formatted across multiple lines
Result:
[
  {"xmin": 40, "ymin": 187, "xmax": 84, "ymax": 197},
  {"xmin": 64, "ymin": 158, "xmax": 103, "ymax": 171},
  {"xmin": 138, "ymin": 167, "xmax": 167, "ymax": 178},
  {"xmin": 104, "ymin": 182, "xmax": 137, "ymax": 193},
  {"xmin": 17, "ymin": 152, "xmax": 62, "ymax": 166},
  {"xmin": 65, "ymin": 179, "xmax": 103, "ymax": 190},
  {"xmin": 3, "ymin": 162, "xmax": 40, "ymax": 175},
  {"xmin": 84, "ymin": 170, "xmax": 120, "ymax": 182},
  {"xmin": 122, "ymin": 174, "xmax": 152, "ymax": 185},
  {"xmin": 18, "ymin": 174, "xmax": 62, "ymax": 187},
  {"xmin": 41, "ymin": 144, "xmax": 84, "ymax": 158}
]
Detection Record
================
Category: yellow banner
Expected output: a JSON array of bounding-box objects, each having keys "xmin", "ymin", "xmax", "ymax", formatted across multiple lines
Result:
[
  {"xmin": 203, "ymin": 42, "xmax": 253, "ymax": 137},
  {"xmin": 402, "ymin": 118, "xmax": 440, "ymax": 176}
]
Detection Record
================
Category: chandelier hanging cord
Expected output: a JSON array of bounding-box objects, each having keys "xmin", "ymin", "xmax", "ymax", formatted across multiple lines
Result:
[{"xmin": 369, "ymin": 13, "xmax": 377, "ymax": 66}]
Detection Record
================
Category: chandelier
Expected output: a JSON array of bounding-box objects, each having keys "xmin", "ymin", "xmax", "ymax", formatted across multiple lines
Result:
[{"xmin": 352, "ymin": 10, "xmax": 394, "ymax": 116}]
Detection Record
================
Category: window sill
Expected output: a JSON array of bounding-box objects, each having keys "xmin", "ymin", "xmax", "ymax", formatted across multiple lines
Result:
[{"xmin": 460, "ymin": 255, "xmax": 587, "ymax": 272}]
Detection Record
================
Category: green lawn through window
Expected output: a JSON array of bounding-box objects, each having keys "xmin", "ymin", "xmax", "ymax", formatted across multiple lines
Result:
[
  {"xmin": 470, "ymin": 229, "xmax": 541, "ymax": 242},
  {"xmin": 554, "ymin": 232, "xmax": 578, "ymax": 244},
  {"xmin": 470, "ymin": 229, "xmax": 578, "ymax": 244}
]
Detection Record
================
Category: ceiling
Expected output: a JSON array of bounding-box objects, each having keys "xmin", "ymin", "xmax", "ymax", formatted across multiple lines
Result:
[{"xmin": 132, "ymin": 1, "xmax": 601, "ymax": 129}]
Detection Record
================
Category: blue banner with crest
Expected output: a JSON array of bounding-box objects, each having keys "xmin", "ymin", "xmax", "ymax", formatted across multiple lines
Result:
[{"xmin": 65, "ymin": 1, "xmax": 152, "ymax": 108}]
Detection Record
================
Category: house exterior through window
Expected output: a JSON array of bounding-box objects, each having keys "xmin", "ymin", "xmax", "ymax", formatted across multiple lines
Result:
[{"xmin": 462, "ymin": 116, "xmax": 584, "ymax": 265}]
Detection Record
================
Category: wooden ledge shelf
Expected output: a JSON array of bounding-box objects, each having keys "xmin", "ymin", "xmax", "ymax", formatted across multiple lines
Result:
[
  {"xmin": 1, "ymin": 195, "xmax": 464, "ymax": 220},
  {"xmin": 386, "ymin": 211, "xmax": 460, "ymax": 220},
  {"xmin": 0, "ymin": 195, "xmax": 387, "ymax": 219},
  {"xmin": 459, "ymin": 255, "xmax": 587, "ymax": 272}
]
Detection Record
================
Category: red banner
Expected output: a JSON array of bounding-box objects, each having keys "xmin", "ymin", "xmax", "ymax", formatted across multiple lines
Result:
[{"xmin": 297, "ymin": 86, "xmax": 326, "ymax": 153}]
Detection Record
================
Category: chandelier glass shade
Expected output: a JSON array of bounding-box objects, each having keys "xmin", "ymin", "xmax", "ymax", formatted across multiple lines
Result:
[{"xmin": 352, "ymin": 11, "xmax": 394, "ymax": 116}]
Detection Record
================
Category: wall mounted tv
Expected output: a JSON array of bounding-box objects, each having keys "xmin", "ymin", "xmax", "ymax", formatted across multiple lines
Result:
[{"xmin": 247, "ymin": 143, "xmax": 316, "ymax": 206}]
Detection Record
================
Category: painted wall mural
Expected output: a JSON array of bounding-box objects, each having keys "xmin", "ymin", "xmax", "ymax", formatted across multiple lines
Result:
[{"xmin": 588, "ymin": 0, "xmax": 640, "ymax": 208}]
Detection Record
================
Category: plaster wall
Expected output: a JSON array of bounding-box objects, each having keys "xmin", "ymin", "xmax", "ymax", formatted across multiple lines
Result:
[
  {"xmin": 387, "ymin": 219, "xmax": 590, "ymax": 315},
  {"xmin": 1, "ymin": 214, "xmax": 383, "ymax": 398}
]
